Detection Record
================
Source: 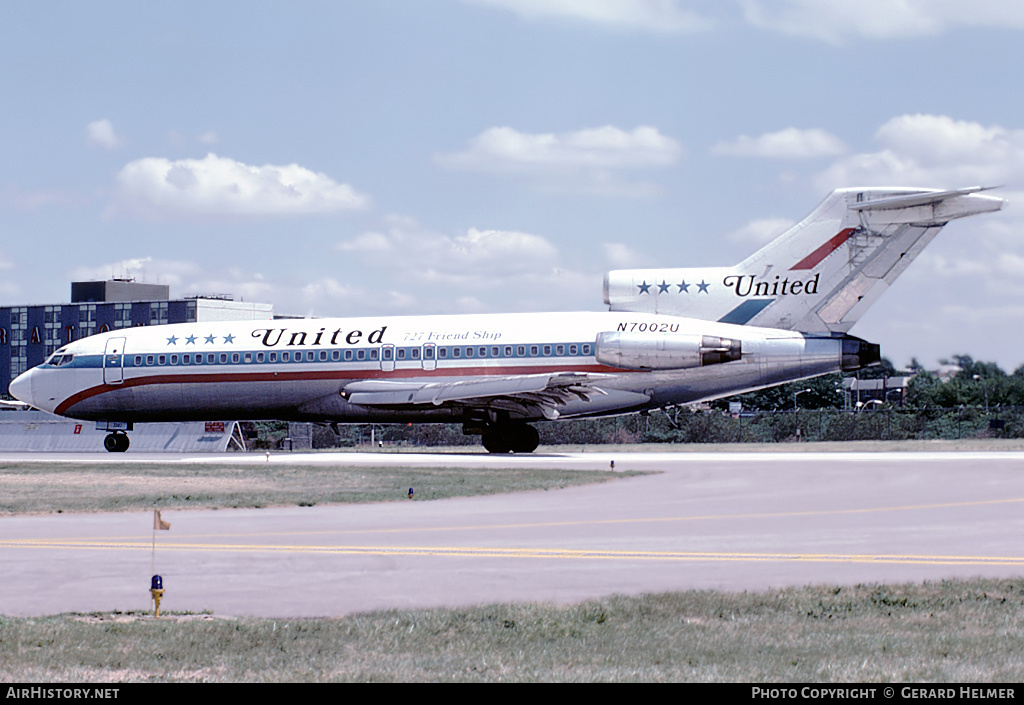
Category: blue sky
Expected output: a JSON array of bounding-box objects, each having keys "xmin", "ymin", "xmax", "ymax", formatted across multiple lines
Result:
[{"xmin": 2, "ymin": 0, "xmax": 1023, "ymax": 370}]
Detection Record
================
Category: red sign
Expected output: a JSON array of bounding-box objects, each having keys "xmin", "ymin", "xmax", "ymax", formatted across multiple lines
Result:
[
  {"xmin": 205, "ymin": 422, "xmax": 226, "ymax": 433},
  {"xmin": 73, "ymin": 424, "xmax": 82, "ymax": 435}
]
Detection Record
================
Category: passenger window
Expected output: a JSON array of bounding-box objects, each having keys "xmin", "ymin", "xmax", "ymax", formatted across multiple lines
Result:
[
  {"xmin": 270, "ymin": 352, "xmax": 277, "ymax": 362},
  {"xmin": 319, "ymin": 351, "xmax": 327, "ymax": 361},
  {"xmin": 244, "ymin": 353, "xmax": 252, "ymax": 363},
  {"xmin": 257, "ymin": 352, "xmax": 265, "ymax": 363},
  {"xmin": 170, "ymin": 354, "xmax": 178, "ymax": 365},
  {"xmin": 232, "ymin": 353, "xmax": 240, "ymax": 363},
  {"xmin": 158, "ymin": 355, "xmax": 166, "ymax": 365},
  {"xmin": 345, "ymin": 350, "xmax": 353, "ymax": 361},
  {"xmin": 219, "ymin": 353, "xmax": 227, "ymax": 364}
]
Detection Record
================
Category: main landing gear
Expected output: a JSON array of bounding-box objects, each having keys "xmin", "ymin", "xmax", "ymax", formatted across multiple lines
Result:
[
  {"xmin": 481, "ymin": 423, "xmax": 540, "ymax": 454},
  {"xmin": 103, "ymin": 432, "xmax": 130, "ymax": 453}
]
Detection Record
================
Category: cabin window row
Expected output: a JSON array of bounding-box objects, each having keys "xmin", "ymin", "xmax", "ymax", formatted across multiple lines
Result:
[{"xmin": 130, "ymin": 343, "xmax": 593, "ymax": 367}]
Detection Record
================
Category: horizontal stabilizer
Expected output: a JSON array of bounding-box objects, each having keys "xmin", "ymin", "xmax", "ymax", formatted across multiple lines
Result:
[{"xmin": 849, "ymin": 186, "xmax": 1000, "ymax": 211}]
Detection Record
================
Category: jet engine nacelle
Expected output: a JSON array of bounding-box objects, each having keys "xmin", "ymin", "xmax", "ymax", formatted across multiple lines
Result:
[{"xmin": 595, "ymin": 332, "xmax": 741, "ymax": 371}]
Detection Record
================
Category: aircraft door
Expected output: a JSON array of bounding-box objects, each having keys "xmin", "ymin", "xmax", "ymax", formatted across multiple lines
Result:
[
  {"xmin": 422, "ymin": 343, "xmax": 436, "ymax": 371},
  {"xmin": 380, "ymin": 344, "xmax": 395, "ymax": 372},
  {"xmin": 103, "ymin": 337, "xmax": 127, "ymax": 385}
]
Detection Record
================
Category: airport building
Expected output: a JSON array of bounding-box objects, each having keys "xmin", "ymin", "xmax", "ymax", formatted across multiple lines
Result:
[{"xmin": 1, "ymin": 279, "xmax": 273, "ymax": 397}]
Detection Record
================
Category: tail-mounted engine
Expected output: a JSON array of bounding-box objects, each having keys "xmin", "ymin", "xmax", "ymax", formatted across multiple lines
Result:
[{"xmin": 595, "ymin": 332, "xmax": 741, "ymax": 371}]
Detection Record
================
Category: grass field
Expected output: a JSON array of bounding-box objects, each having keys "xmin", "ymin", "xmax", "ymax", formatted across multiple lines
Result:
[
  {"xmin": 0, "ymin": 461, "xmax": 643, "ymax": 515},
  {"xmin": 2, "ymin": 580, "xmax": 1023, "ymax": 682}
]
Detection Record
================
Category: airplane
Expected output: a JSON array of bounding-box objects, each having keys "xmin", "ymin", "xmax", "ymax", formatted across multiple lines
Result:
[{"xmin": 8, "ymin": 186, "xmax": 1003, "ymax": 453}]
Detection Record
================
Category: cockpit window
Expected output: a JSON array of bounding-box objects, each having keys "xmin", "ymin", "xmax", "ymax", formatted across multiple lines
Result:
[{"xmin": 46, "ymin": 354, "xmax": 74, "ymax": 367}]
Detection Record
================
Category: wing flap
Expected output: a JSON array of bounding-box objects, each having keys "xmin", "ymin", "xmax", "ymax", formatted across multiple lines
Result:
[{"xmin": 343, "ymin": 372, "xmax": 609, "ymax": 410}]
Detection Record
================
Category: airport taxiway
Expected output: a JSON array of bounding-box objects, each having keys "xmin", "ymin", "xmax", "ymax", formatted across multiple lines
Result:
[{"xmin": 1, "ymin": 449, "xmax": 1023, "ymax": 617}]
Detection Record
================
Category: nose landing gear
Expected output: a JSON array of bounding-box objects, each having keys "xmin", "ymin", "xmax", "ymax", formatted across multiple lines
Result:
[{"xmin": 103, "ymin": 432, "xmax": 130, "ymax": 453}]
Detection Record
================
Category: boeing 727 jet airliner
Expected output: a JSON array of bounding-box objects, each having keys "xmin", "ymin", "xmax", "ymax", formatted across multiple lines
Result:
[{"xmin": 9, "ymin": 187, "xmax": 1004, "ymax": 452}]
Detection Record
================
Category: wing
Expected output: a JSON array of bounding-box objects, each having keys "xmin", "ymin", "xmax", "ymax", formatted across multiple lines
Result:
[{"xmin": 341, "ymin": 372, "xmax": 610, "ymax": 420}]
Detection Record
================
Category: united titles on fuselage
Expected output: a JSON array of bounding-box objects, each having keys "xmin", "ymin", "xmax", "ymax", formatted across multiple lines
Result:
[{"xmin": 251, "ymin": 326, "xmax": 389, "ymax": 348}]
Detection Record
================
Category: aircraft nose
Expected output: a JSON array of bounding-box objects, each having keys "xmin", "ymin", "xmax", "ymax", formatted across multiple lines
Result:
[{"xmin": 9, "ymin": 369, "xmax": 35, "ymax": 407}]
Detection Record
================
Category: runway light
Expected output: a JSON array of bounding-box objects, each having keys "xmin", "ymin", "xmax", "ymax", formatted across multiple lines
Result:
[
  {"xmin": 610, "ymin": 460, "xmax": 615, "ymax": 470},
  {"xmin": 150, "ymin": 575, "xmax": 165, "ymax": 618},
  {"xmin": 408, "ymin": 487, "xmax": 414, "ymax": 500}
]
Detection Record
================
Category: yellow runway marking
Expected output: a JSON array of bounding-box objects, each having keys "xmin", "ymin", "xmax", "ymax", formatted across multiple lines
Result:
[
  {"xmin": 14, "ymin": 494, "xmax": 1022, "ymax": 544},
  {"xmin": 3, "ymin": 495, "xmax": 1022, "ymax": 545},
  {"xmin": 2, "ymin": 538, "xmax": 1023, "ymax": 567}
]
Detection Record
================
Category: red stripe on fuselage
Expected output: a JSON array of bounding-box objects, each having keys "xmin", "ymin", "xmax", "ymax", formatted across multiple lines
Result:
[
  {"xmin": 789, "ymin": 228, "xmax": 855, "ymax": 271},
  {"xmin": 53, "ymin": 363, "xmax": 619, "ymax": 417}
]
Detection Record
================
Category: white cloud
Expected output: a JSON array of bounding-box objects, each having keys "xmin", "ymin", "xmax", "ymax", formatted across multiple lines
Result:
[
  {"xmin": 742, "ymin": 0, "xmax": 1024, "ymax": 44},
  {"xmin": 814, "ymin": 114, "xmax": 1024, "ymax": 189},
  {"xmin": 112, "ymin": 153, "xmax": 369, "ymax": 218},
  {"xmin": 603, "ymin": 242, "xmax": 655, "ymax": 268},
  {"xmin": 337, "ymin": 217, "xmax": 560, "ymax": 286},
  {"xmin": 440, "ymin": 125, "xmax": 682, "ymax": 171},
  {"xmin": 712, "ymin": 128, "xmax": 847, "ymax": 159},
  {"xmin": 466, "ymin": 0, "xmax": 712, "ymax": 33},
  {"xmin": 329, "ymin": 216, "xmax": 604, "ymax": 315},
  {"xmin": 86, "ymin": 119, "xmax": 121, "ymax": 149},
  {"xmin": 726, "ymin": 218, "xmax": 796, "ymax": 245},
  {"xmin": 437, "ymin": 125, "xmax": 681, "ymax": 197},
  {"xmin": 197, "ymin": 131, "xmax": 219, "ymax": 144},
  {"xmin": 67, "ymin": 257, "xmax": 199, "ymax": 287}
]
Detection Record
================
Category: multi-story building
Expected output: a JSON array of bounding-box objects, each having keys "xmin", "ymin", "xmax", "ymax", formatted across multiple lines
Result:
[{"xmin": 2, "ymin": 280, "xmax": 273, "ymax": 396}]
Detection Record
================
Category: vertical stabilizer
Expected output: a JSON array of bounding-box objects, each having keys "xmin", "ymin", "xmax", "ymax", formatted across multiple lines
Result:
[{"xmin": 604, "ymin": 187, "xmax": 1003, "ymax": 333}]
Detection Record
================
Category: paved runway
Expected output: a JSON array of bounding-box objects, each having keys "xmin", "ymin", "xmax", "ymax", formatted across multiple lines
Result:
[{"xmin": 2, "ymin": 450, "xmax": 1023, "ymax": 618}]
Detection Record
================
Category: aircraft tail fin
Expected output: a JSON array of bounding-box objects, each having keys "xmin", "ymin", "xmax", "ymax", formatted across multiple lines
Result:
[{"xmin": 604, "ymin": 186, "xmax": 1004, "ymax": 333}]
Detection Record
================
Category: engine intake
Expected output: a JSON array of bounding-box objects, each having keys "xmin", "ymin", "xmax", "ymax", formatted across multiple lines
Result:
[{"xmin": 595, "ymin": 332, "xmax": 741, "ymax": 370}]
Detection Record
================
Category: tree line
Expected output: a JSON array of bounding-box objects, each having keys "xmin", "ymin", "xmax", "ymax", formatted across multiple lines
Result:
[{"xmin": 248, "ymin": 353, "xmax": 1024, "ymax": 448}]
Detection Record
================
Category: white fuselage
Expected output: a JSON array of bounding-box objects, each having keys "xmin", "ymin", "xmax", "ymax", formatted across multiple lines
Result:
[{"xmin": 9, "ymin": 310, "xmax": 856, "ymax": 424}]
